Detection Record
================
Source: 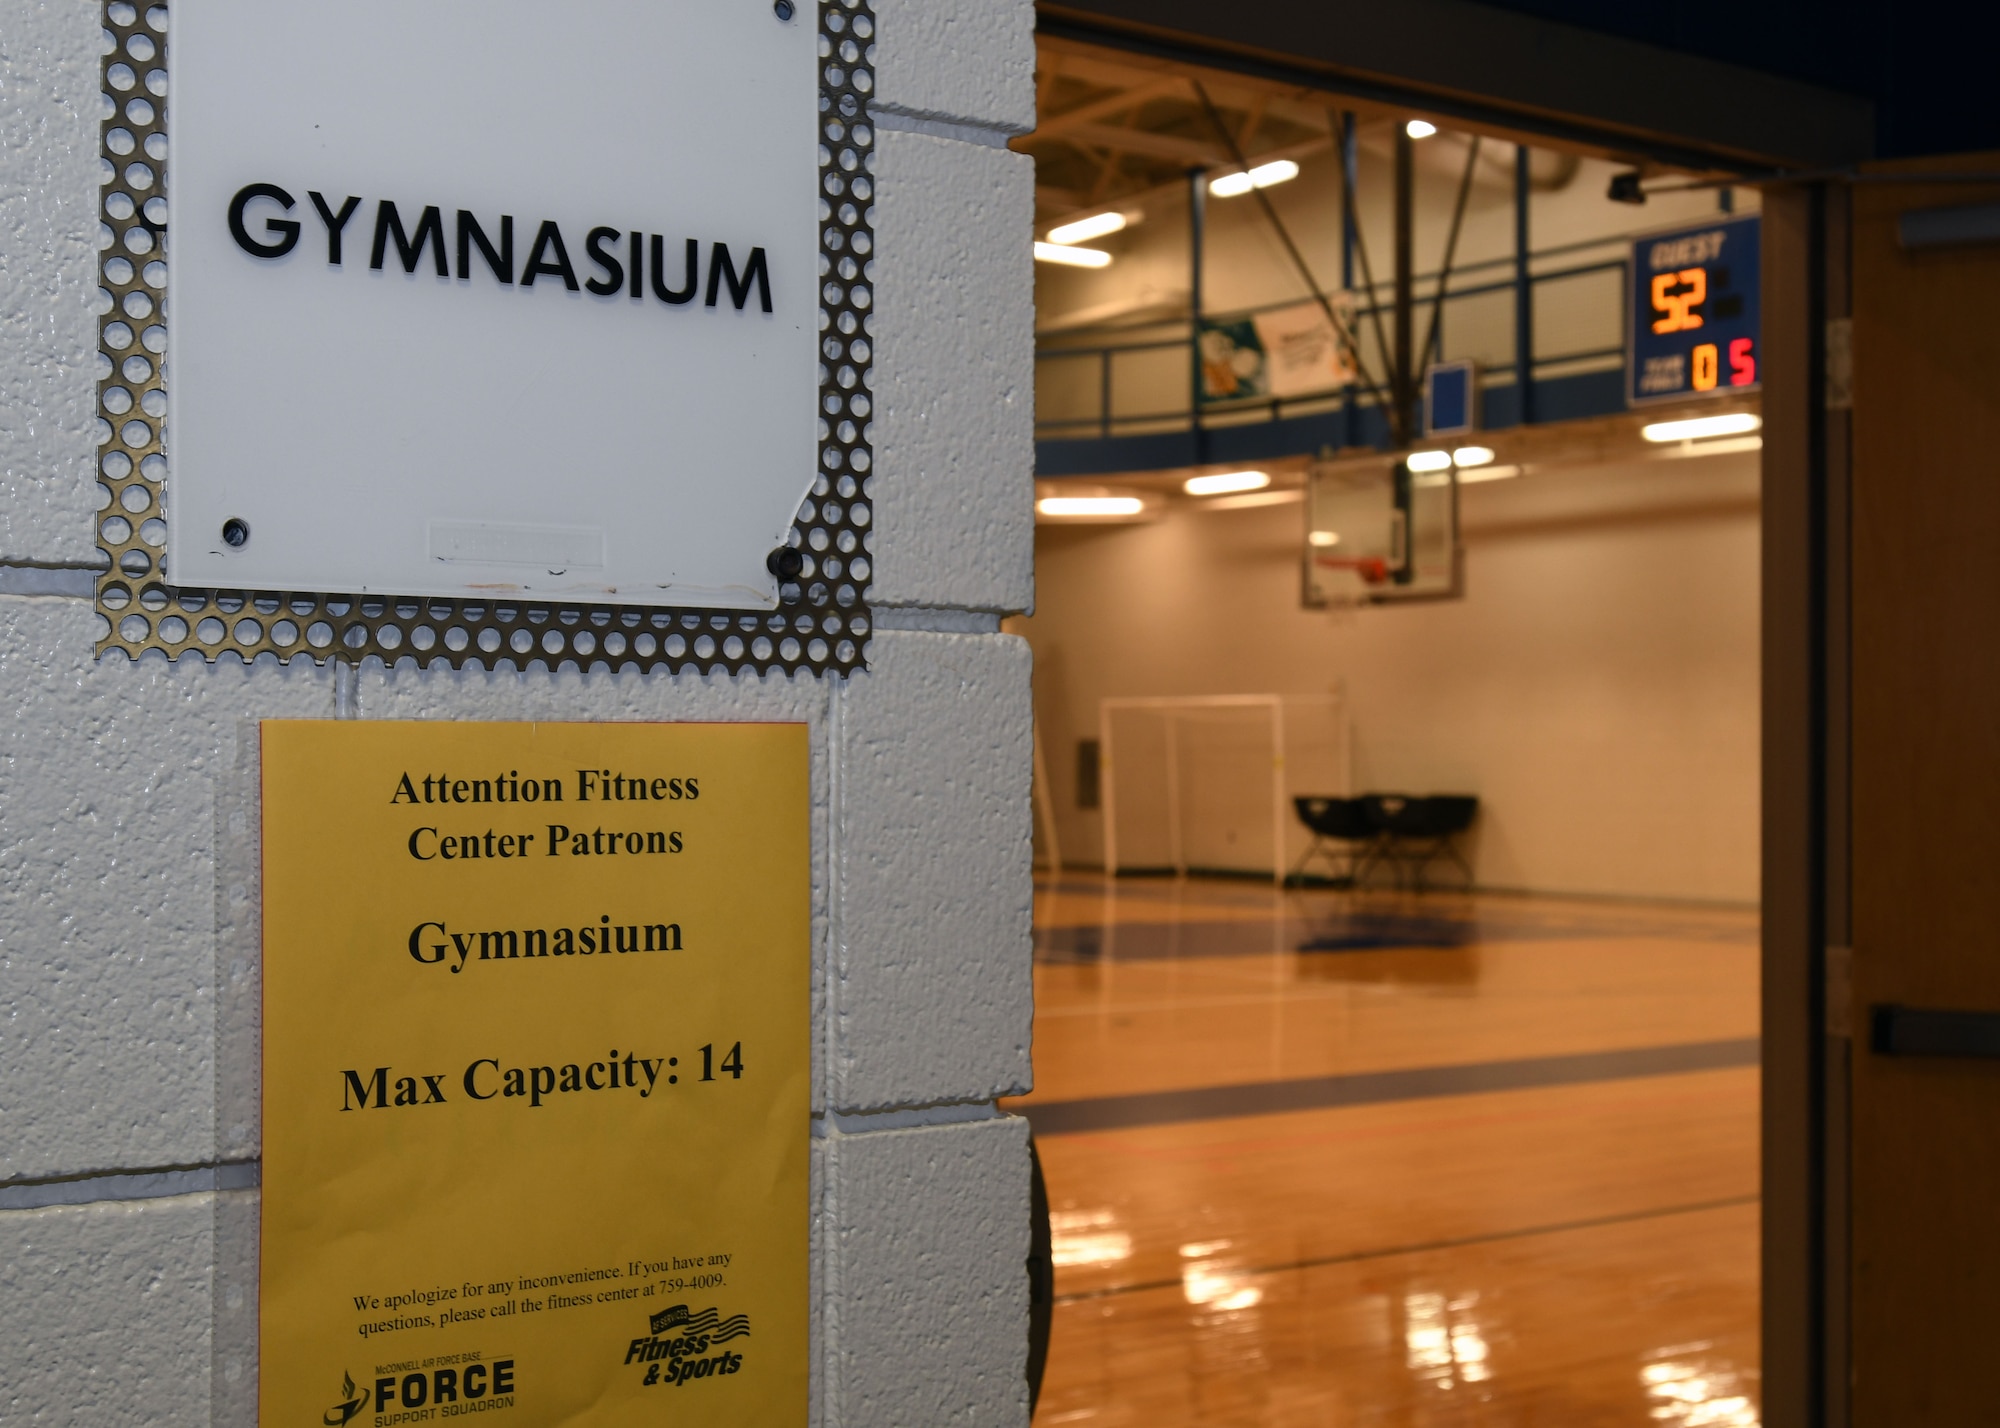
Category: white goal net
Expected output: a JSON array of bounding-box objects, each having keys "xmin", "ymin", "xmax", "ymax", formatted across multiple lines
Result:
[{"xmin": 1100, "ymin": 694, "xmax": 1350, "ymax": 882}]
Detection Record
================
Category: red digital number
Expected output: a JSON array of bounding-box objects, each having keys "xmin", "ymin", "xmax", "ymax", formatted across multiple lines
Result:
[{"xmin": 1728, "ymin": 337, "xmax": 1756, "ymax": 386}]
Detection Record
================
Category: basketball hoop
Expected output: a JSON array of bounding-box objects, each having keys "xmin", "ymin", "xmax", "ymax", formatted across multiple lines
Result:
[{"xmin": 1312, "ymin": 554, "xmax": 1392, "ymax": 585}]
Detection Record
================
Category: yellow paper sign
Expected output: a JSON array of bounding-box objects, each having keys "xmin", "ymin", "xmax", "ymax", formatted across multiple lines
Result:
[{"xmin": 259, "ymin": 720, "xmax": 809, "ymax": 1428}]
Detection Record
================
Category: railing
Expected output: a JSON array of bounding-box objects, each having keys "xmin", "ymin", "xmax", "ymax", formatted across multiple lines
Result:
[{"xmin": 1035, "ymin": 237, "xmax": 1632, "ymax": 444}]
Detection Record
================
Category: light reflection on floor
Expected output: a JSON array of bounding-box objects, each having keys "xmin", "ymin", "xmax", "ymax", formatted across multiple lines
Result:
[
  {"xmin": 1052, "ymin": 1210, "xmax": 1135, "ymax": 1270},
  {"xmin": 1642, "ymin": 1345, "xmax": 1761, "ymax": 1427},
  {"xmin": 1015, "ymin": 874, "xmax": 1760, "ymax": 1426}
]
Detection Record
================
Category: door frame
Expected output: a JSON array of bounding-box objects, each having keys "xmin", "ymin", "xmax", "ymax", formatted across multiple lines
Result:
[
  {"xmin": 1761, "ymin": 182, "xmax": 1852, "ymax": 1428},
  {"xmin": 1031, "ymin": 8, "xmax": 1867, "ymax": 1422}
]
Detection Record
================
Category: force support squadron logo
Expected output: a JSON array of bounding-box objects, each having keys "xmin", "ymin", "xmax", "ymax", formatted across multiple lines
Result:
[
  {"xmin": 325, "ymin": 1372, "xmax": 368, "ymax": 1426},
  {"xmin": 622, "ymin": 1303, "xmax": 750, "ymax": 1387}
]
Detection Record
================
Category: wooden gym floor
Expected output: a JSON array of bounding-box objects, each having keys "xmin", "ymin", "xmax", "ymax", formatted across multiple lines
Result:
[{"xmin": 1006, "ymin": 874, "xmax": 1760, "ymax": 1426}]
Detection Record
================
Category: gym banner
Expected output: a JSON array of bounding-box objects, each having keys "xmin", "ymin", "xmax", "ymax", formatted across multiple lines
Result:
[
  {"xmin": 1198, "ymin": 298, "xmax": 1356, "ymax": 404},
  {"xmin": 260, "ymin": 720, "xmax": 809, "ymax": 1427}
]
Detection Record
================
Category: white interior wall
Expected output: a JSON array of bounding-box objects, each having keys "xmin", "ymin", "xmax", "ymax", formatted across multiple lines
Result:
[
  {"xmin": 1023, "ymin": 450, "xmax": 1761, "ymax": 904},
  {"xmin": 0, "ymin": 3, "xmax": 1039, "ymax": 1424}
]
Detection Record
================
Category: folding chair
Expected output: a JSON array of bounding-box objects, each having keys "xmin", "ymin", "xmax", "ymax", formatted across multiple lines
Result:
[
  {"xmin": 1288, "ymin": 796, "xmax": 1382, "ymax": 887},
  {"xmin": 1366, "ymin": 794, "xmax": 1479, "ymax": 891}
]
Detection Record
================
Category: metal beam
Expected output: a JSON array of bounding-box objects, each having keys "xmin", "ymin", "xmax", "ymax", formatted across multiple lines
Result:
[
  {"xmin": 1036, "ymin": 75, "xmax": 1188, "ymax": 139},
  {"xmin": 1188, "ymin": 168, "xmax": 1206, "ymax": 464},
  {"xmin": 1393, "ymin": 125, "xmax": 1414, "ymax": 445},
  {"xmin": 1059, "ymin": 121, "xmax": 1229, "ymax": 166},
  {"xmin": 1034, "ymin": 182, "xmax": 1095, "ymax": 213},
  {"xmin": 1514, "ymin": 145, "xmax": 1534, "ymax": 426}
]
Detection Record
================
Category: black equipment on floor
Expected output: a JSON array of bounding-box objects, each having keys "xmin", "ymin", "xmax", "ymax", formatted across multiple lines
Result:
[
  {"xmin": 1289, "ymin": 796, "xmax": 1380, "ymax": 887},
  {"xmin": 1290, "ymin": 793, "xmax": 1479, "ymax": 890}
]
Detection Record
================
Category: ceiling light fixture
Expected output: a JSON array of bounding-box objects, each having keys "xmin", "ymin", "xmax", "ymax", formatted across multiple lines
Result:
[
  {"xmin": 1183, "ymin": 470, "xmax": 1270, "ymax": 496},
  {"xmin": 1036, "ymin": 495, "xmax": 1144, "ymax": 517},
  {"xmin": 1406, "ymin": 450, "xmax": 1453, "ymax": 473},
  {"xmin": 1308, "ymin": 530, "xmax": 1340, "ymax": 547},
  {"xmin": 1640, "ymin": 412, "xmax": 1762, "ymax": 443},
  {"xmin": 1033, "ymin": 241, "xmax": 1112, "ymax": 269},
  {"xmin": 1406, "ymin": 119, "xmax": 1438, "ymax": 139},
  {"xmin": 1209, "ymin": 159, "xmax": 1300, "ymax": 199},
  {"xmin": 1046, "ymin": 211, "xmax": 1128, "ymax": 246},
  {"xmin": 1452, "ymin": 445, "xmax": 1495, "ymax": 467}
]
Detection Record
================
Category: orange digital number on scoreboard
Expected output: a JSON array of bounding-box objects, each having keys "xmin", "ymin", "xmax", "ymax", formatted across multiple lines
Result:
[{"xmin": 1650, "ymin": 267, "xmax": 1708, "ymax": 334}]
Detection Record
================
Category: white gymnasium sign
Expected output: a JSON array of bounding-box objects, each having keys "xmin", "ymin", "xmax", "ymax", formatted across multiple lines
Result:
[{"xmin": 168, "ymin": 0, "xmax": 821, "ymax": 607}]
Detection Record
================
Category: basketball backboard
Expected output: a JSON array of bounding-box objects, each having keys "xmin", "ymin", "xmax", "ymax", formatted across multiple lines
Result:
[{"xmin": 1303, "ymin": 458, "xmax": 1460, "ymax": 606}]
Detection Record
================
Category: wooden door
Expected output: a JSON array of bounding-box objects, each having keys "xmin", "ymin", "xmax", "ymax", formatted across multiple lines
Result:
[{"xmin": 1849, "ymin": 154, "xmax": 2000, "ymax": 1422}]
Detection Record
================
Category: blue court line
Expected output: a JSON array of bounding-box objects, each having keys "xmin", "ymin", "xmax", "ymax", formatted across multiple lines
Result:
[
  {"xmin": 1034, "ymin": 912, "xmax": 1753, "ymax": 963},
  {"xmin": 1018, "ymin": 1037, "xmax": 1760, "ymax": 1137}
]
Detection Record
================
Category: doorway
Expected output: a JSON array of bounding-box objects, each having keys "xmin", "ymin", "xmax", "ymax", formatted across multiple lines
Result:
[{"xmin": 1007, "ymin": 34, "xmax": 1770, "ymax": 1424}]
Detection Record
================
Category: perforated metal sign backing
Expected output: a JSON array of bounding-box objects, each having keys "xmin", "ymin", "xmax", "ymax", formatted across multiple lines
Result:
[{"xmin": 93, "ymin": 0, "xmax": 875, "ymax": 675}]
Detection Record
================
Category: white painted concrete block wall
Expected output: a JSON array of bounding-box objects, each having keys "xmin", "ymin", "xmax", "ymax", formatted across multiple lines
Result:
[{"xmin": 0, "ymin": 1, "xmax": 1037, "ymax": 1422}]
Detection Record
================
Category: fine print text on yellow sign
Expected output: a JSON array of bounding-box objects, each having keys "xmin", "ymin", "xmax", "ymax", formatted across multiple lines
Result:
[{"xmin": 260, "ymin": 720, "xmax": 809, "ymax": 1428}]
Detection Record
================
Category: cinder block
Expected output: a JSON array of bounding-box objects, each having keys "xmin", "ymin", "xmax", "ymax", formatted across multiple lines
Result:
[
  {"xmin": 870, "ymin": 0, "xmax": 1036, "ymax": 136},
  {"xmin": 870, "ymin": 129, "xmax": 1034, "ymax": 614},
  {"xmin": 0, "ymin": 599, "xmax": 334, "ymax": 1181},
  {"xmin": 825, "ymin": 1116, "xmax": 1030, "ymax": 1428},
  {"xmin": 0, "ymin": 1193, "xmax": 215, "ymax": 1428},
  {"xmin": 0, "ymin": 3, "xmax": 108, "ymax": 565},
  {"xmin": 833, "ymin": 631, "xmax": 1032, "ymax": 1108},
  {"xmin": 354, "ymin": 658, "xmax": 829, "ymax": 728},
  {"xmin": 212, "ymin": 1188, "xmax": 259, "ymax": 1426},
  {"xmin": 807, "ymin": 1134, "xmax": 826, "ymax": 1428}
]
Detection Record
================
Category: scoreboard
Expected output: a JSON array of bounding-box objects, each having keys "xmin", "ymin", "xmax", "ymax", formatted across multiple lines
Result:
[{"xmin": 1628, "ymin": 214, "xmax": 1760, "ymax": 406}]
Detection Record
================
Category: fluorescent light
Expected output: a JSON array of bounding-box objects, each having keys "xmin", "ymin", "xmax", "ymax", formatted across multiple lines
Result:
[
  {"xmin": 1455, "ymin": 463, "xmax": 1520, "ymax": 484},
  {"xmin": 1641, "ymin": 412, "xmax": 1761, "ymax": 443},
  {"xmin": 1452, "ymin": 445, "xmax": 1495, "ymax": 467},
  {"xmin": 1034, "ymin": 241, "xmax": 1112, "ymax": 268},
  {"xmin": 1202, "ymin": 488, "xmax": 1303, "ymax": 512},
  {"xmin": 1407, "ymin": 450, "xmax": 1453, "ymax": 473},
  {"xmin": 1209, "ymin": 159, "xmax": 1299, "ymax": 198},
  {"xmin": 1660, "ymin": 434, "xmax": 1763, "ymax": 459},
  {"xmin": 1184, "ymin": 470, "xmax": 1270, "ymax": 496},
  {"xmin": 1046, "ymin": 211, "xmax": 1128, "ymax": 245},
  {"xmin": 1037, "ymin": 495, "xmax": 1143, "ymax": 517},
  {"xmin": 1308, "ymin": 530, "xmax": 1340, "ymax": 547},
  {"xmin": 1406, "ymin": 120, "xmax": 1438, "ymax": 139}
]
